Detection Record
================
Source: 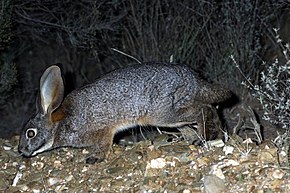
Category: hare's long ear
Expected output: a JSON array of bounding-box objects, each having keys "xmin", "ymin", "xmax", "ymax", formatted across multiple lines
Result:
[{"xmin": 39, "ymin": 66, "xmax": 64, "ymax": 116}]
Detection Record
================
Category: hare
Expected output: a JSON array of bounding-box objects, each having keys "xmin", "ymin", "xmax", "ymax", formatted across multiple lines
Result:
[{"xmin": 18, "ymin": 62, "xmax": 231, "ymax": 163}]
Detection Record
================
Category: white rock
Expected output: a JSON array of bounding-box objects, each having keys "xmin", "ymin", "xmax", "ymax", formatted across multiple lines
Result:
[
  {"xmin": 47, "ymin": 177, "xmax": 61, "ymax": 186},
  {"xmin": 204, "ymin": 175, "xmax": 225, "ymax": 193},
  {"xmin": 272, "ymin": 169, "xmax": 284, "ymax": 179},
  {"xmin": 148, "ymin": 158, "xmax": 166, "ymax": 169},
  {"xmin": 208, "ymin": 139, "xmax": 225, "ymax": 148},
  {"xmin": 223, "ymin": 145, "xmax": 234, "ymax": 155},
  {"xmin": 3, "ymin": 145, "xmax": 12, "ymax": 150}
]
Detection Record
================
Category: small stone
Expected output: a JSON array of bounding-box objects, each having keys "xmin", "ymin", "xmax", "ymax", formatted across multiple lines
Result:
[
  {"xmin": 3, "ymin": 145, "xmax": 12, "ymax": 150},
  {"xmin": 20, "ymin": 185, "xmax": 29, "ymax": 191},
  {"xmin": 272, "ymin": 169, "xmax": 284, "ymax": 179},
  {"xmin": 204, "ymin": 175, "xmax": 225, "ymax": 193},
  {"xmin": 82, "ymin": 166, "xmax": 88, "ymax": 172},
  {"xmin": 280, "ymin": 150, "xmax": 287, "ymax": 157},
  {"xmin": 210, "ymin": 168, "xmax": 225, "ymax": 180},
  {"xmin": 148, "ymin": 158, "xmax": 166, "ymax": 169},
  {"xmin": 35, "ymin": 162, "xmax": 44, "ymax": 170},
  {"xmin": 208, "ymin": 139, "xmax": 225, "ymax": 148},
  {"xmin": 223, "ymin": 145, "xmax": 234, "ymax": 155},
  {"xmin": 32, "ymin": 189, "xmax": 41, "ymax": 193},
  {"xmin": 271, "ymin": 179, "xmax": 283, "ymax": 189},
  {"xmin": 47, "ymin": 177, "xmax": 61, "ymax": 186},
  {"xmin": 54, "ymin": 160, "xmax": 63, "ymax": 168},
  {"xmin": 258, "ymin": 148, "xmax": 277, "ymax": 163},
  {"xmin": 82, "ymin": 149, "xmax": 89, "ymax": 154},
  {"xmin": 18, "ymin": 163, "xmax": 26, "ymax": 170},
  {"xmin": 65, "ymin": 174, "xmax": 74, "ymax": 182}
]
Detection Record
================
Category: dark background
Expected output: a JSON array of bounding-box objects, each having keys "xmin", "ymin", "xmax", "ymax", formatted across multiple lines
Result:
[{"xmin": 0, "ymin": 0, "xmax": 289, "ymax": 138}]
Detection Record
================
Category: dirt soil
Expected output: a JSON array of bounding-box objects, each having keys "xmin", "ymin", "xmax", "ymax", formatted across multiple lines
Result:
[{"xmin": 1, "ymin": 132, "xmax": 290, "ymax": 193}]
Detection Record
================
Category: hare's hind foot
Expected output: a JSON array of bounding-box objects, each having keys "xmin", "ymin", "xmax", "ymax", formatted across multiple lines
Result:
[{"xmin": 193, "ymin": 104, "xmax": 224, "ymax": 141}]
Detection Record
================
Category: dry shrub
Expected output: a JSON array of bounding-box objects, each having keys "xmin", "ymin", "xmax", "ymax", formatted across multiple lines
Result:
[
  {"xmin": 254, "ymin": 31, "xmax": 290, "ymax": 129},
  {"xmin": 13, "ymin": 0, "xmax": 124, "ymax": 49},
  {"xmin": 13, "ymin": 0, "xmax": 279, "ymax": 86},
  {"xmin": 108, "ymin": 0, "xmax": 279, "ymax": 89},
  {"xmin": 0, "ymin": 0, "xmax": 13, "ymax": 51}
]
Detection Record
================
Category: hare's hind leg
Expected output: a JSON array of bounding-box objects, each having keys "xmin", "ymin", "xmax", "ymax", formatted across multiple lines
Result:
[{"xmin": 174, "ymin": 103, "xmax": 223, "ymax": 142}]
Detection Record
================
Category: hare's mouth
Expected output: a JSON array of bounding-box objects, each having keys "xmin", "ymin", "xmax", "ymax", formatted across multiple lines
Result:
[
  {"xmin": 19, "ymin": 149, "xmax": 33, "ymax": 157},
  {"xmin": 32, "ymin": 138, "xmax": 54, "ymax": 156}
]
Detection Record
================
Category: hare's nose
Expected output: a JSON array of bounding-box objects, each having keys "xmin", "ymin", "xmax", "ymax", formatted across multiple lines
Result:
[{"xmin": 18, "ymin": 147, "xmax": 33, "ymax": 157}]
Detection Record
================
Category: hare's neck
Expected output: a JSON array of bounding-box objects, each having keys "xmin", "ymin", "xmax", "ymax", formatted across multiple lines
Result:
[{"xmin": 54, "ymin": 113, "xmax": 87, "ymax": 148}]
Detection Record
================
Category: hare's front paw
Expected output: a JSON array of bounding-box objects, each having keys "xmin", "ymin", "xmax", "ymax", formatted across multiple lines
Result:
[
  {"xmin": 84, "ymin": 145, "xmax": 110, "ymax": 164},
  {"xmin": 85, "ymin": 155, "xmax": 105, "ymax": 164}
]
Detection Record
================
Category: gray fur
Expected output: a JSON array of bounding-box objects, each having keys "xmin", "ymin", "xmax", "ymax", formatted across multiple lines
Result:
[{"xmin": 18, "ymin": 62, "xmax": 231, "ymax": 161}]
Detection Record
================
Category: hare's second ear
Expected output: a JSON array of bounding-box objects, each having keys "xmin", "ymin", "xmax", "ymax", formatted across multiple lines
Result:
[{"xmin": 39, "ymin": 66, "xmax": 64, "ymax": 115}]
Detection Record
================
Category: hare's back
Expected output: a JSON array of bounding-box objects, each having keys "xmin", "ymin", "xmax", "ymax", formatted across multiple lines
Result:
[
  {"xmin": 66, "ymin": 63, "xmax": 199, "ymax": 119},
  {"xmin": 99, "ymin": 62, "xmax": 198, "ymax": 101}
]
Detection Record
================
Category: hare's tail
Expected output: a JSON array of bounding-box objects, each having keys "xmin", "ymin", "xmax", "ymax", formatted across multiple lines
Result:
[{"xmin": 196, "ymin": 82, "xmax": 232, "ymax": 104}]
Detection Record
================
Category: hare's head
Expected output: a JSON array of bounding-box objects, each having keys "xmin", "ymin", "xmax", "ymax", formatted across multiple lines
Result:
[{"xmin": 19, "ymin": 66, "xmax": 65, "ymax": 157}]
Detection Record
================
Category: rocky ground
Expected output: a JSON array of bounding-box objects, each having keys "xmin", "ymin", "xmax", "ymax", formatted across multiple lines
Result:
[{"xmin": 1, "ymin": 130, "xmax": 290, "ymax": 193}]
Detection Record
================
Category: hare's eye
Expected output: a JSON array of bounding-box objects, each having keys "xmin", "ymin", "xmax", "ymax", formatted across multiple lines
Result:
[{"xmin": 26, "ymin": 128, "xmax": 37, "ymax": 139}]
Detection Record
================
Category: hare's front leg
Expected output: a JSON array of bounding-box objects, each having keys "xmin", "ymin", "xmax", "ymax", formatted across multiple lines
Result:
[{"xmin": 84, "ymin": 127, "xmax": 115, "ymax": 164}]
